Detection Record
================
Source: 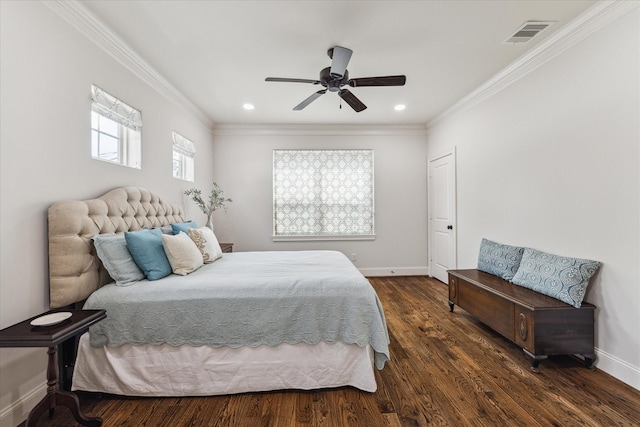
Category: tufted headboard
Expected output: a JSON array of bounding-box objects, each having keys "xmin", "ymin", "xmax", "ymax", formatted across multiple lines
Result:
[{"xmin": 48, "ymin": 187, "xmax": 185, "ymax": 308}]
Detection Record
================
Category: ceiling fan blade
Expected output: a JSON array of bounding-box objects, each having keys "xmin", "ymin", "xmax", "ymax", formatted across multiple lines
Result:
[
  {"xmin": 338, "ymin": 89, "xmax": 367, "ymax": 112},
  {"xmin": 266, "ymin": 77, "xmax": 320, "ymax": 84},
  {"xmin": 348, "ymin": 75, "xmax": 406, "ymax": 87},
  {"xmin": 293, "ymin": 90, "xmax": 327, "ymax": 111},
  {"xmin": 329, "ymin": 46, "xmax": 353, "ymax": 78}
]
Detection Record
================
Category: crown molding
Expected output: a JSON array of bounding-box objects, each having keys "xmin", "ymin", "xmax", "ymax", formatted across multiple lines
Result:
[
  {"xmin": 40, "ymin": 0, "xmax": 636, "ymax": 133},
  {"xmin": 40, "ymin": 0, "xmax": 215, "ymax": 130},
  {"xmin": 211, "ymin": 123, "xmax": 429, "ymax": 136},
  {"xmin": 427, "ymin": 0, "xmax": 639, "ymax": 130}
]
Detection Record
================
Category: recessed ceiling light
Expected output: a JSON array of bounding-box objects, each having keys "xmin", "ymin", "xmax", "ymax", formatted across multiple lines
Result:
[
  {"xmin": 243, "ymin": 103, "xmax": 255, "ymax": 110},
  {"xmin": 394, "ymin": 104, "xmax": 406, "ymax": 111}
]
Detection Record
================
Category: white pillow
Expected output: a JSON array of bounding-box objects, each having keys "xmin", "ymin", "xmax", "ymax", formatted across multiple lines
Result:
[
  {"xmin": 161, "ymin": 232, "xmax": 204, "ymax": 275},
  {"xmin": 187, "ymin": 227, "xmax": 223, "ymax": 263}
]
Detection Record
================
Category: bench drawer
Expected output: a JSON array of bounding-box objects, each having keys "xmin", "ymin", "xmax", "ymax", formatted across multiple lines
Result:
[{"xmin": 458, "ymin": 279, "xmax": 514, "ymax": 340}]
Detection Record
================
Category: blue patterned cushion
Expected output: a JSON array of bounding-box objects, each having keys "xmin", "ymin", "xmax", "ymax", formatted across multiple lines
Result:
[
  {"xmin": 171, "ymin": 221, "xmax": 198, "ymax": 235},
  {"xmin": 477, "ymin": 238, "xmax": 524, "ymax": 281},
  {"xmin": 124, "ymin": 228, "xmax": 172, "ymax": 281},
  {"xmin": 512, "ymin": 248, "xmax": 600, "ymax": 308}
]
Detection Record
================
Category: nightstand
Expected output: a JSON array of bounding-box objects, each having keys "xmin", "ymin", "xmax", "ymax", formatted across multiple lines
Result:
[
  {"xmin": 220, "ymin": 243, "xmax": 234, "ymax": 253},
  {"xmin": 0, "ymin": 309, "xmax": 106, "ymax": 427}
]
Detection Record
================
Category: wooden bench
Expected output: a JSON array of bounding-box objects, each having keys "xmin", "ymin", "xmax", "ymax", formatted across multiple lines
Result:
[{"xmin": 447, "ymin": 269, "xmax": 595, "ymax": 372}]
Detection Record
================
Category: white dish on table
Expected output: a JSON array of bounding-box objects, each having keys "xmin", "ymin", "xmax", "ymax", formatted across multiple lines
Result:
[{"xmin": 30, "ymin": 312, "xmax": 72, "ymax": 327}]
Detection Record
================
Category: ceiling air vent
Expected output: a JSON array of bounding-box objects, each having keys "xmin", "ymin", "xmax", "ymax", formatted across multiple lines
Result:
[{"xmin": 502, "ymin": 21, "xmax": 554, "ymax": 44}]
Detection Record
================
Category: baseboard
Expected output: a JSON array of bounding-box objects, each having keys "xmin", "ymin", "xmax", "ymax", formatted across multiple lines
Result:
[
  {"xmin": 360, "ymin": 266, "xmax": 430, "ymax": 277},
  {"xmin": 0, "ymin": 383, "xmax": 46, "ymax": 427},
  {"xmin": 594, "ymin": 347, "xmax": 640, "ymax": 391}
]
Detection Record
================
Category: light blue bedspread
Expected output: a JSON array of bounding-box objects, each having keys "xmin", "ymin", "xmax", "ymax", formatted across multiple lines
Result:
[{"xmin": 85, "ymin": 250, "xmax": 390, "ymax": 369}]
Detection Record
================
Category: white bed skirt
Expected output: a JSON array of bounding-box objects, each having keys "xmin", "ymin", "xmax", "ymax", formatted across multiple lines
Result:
[{"xmin": 72, "ymin": 333, "xmax": 377, "ymax": 396}]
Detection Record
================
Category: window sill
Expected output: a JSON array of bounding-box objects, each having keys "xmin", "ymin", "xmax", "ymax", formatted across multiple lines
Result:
[
  {"xmin": 172, "ymin": 176, "xmax": 194, "ymax": 182},
  {"xmin": 91, "ymin": 156, "xmax": 141, "ymax": 170},
  {"xmin": 272, "ymin": 234, "xmax": 376, "ymax": 242}
]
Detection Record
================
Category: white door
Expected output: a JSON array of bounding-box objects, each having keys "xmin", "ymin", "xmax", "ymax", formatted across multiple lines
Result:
[{"xmin": 428, "ymin": 149, "xmax": 457, "ymax": 283}]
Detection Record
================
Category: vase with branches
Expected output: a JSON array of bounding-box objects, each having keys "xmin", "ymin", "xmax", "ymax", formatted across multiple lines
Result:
[{"xmin": 184, "ymin": 182, "xmax": 232, "ymax": 230}]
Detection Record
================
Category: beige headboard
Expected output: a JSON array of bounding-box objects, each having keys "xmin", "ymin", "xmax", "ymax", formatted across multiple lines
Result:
[{"xmin": 48, "ymin": 187, "xmax": 185, "ymax": 308}]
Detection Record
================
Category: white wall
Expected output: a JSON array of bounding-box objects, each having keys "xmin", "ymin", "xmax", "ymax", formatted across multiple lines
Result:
[
  {"xmin": 427, "ymin": 8, "xmax": 639, "ymax": 389},
  {"xmin": 0, "ymin": 2, "xmax": 215, "ymax": 425},
  {"xmin": 210, "ymin": 127, "xmax": 429, "ymax": 276}
]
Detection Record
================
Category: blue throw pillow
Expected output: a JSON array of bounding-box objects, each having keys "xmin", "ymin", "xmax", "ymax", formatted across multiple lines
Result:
[
  {"xmin": 124, "ymin": 228, "xmax": 172, "ymax": 281},
  {"xmin": 171, "ymin": 221, "xmax": 198, "ymax": 235},
  {"xmin": 93, "ymin": 233, "xmax": 145, "ymax": 286},
  {"xmin": 477, "ymin": 238, "xmax": 525, "ymax": 281},
  {"xmin": 512, "ymin": 248, "xmax": 600, "ymax": 308}
]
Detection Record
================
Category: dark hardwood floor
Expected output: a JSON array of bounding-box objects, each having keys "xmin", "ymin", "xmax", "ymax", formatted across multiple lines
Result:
[{"xmin": 23, "ymin": 276, "xmax": 640, "ymax": 426}]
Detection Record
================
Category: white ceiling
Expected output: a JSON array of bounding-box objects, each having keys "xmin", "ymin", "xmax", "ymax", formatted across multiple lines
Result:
[{"xmin": 80, "ymin": 0, "xmax": 597, "ymax": 127}]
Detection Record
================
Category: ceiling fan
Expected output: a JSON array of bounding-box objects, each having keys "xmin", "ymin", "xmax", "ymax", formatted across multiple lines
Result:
[{"xmin": 265, "ymin": 46, "xmax": 406, "ymax": 113}]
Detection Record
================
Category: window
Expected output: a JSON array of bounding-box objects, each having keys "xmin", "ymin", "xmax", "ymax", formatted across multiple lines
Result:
[
  {"xmin": 91, "ymin": 85, "xmax": 142, "ymax": 168},
  {"xmin": 273, "ymin": 149, "xmax": 375, "ymax": 240},
  {"xmin": 172, "ymin": 132, "xmax": 195, "ymax": 182}
]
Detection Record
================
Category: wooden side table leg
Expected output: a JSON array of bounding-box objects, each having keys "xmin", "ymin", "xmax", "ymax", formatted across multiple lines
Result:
[
  {"xmin": 26, "ymin": 346, "xmax": 101, "ymax": 427},
  {"xmin": 25, "ymin": 394, "xmax": 53, "ymax": 427},
  {"xmin": 55, "ymin": 390, "xmax": 102, "ymax": 426}
]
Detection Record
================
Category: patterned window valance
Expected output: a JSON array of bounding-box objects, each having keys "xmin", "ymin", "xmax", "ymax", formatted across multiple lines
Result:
[
  {"xmin": 172, "ymin": 132, "xmax": 196, "ymax": 158},
  {"xmin": 91, "ymin": 84, "xmax": 143, "ymax": 131}
]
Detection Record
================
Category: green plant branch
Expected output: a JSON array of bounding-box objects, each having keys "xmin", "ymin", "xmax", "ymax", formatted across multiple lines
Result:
[{"xmin": 185, "ymin": 182, "xmax": 232, "ymax": 217}]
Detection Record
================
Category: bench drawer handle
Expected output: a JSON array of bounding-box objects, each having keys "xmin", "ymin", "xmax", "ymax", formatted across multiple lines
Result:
[{"xmin": 519, "ymin": 312, "xmax": 528, "ymax": 340}]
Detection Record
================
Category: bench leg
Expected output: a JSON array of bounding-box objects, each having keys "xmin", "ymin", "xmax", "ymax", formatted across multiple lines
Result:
[
  {"xmin": 523, "ymin": 349, "xmax": 547, "ymax": 373},
  {"xmin": 584, "ymin": 354, "xmax": 596, "ymax": 370}
]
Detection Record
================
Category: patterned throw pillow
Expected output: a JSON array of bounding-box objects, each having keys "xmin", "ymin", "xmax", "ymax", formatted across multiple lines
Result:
[
  {"xmin": 512, "ymin": 248, "xmax": 600, "ymax": 308},
  {"xmin": 477, "ymin": 238, "xmax": 525, "ymax": 281},
  {"xmin": 187, "ymin": 227, "xmax": 223, "ymax": 264}
]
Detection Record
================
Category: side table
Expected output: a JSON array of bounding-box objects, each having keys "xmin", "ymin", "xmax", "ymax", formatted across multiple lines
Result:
[
  {"xmin": 220, "ymin": 242, "xmax": 234, "ymax": 253},
  {"xmin": 0, "ymin": 309, "xmax": 106, "ymax": 426}
]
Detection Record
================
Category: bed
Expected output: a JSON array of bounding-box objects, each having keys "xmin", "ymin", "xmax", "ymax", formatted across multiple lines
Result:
[{"xmin": 48, "ymin": 187, "xmax": 390, "ymax": 396}]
